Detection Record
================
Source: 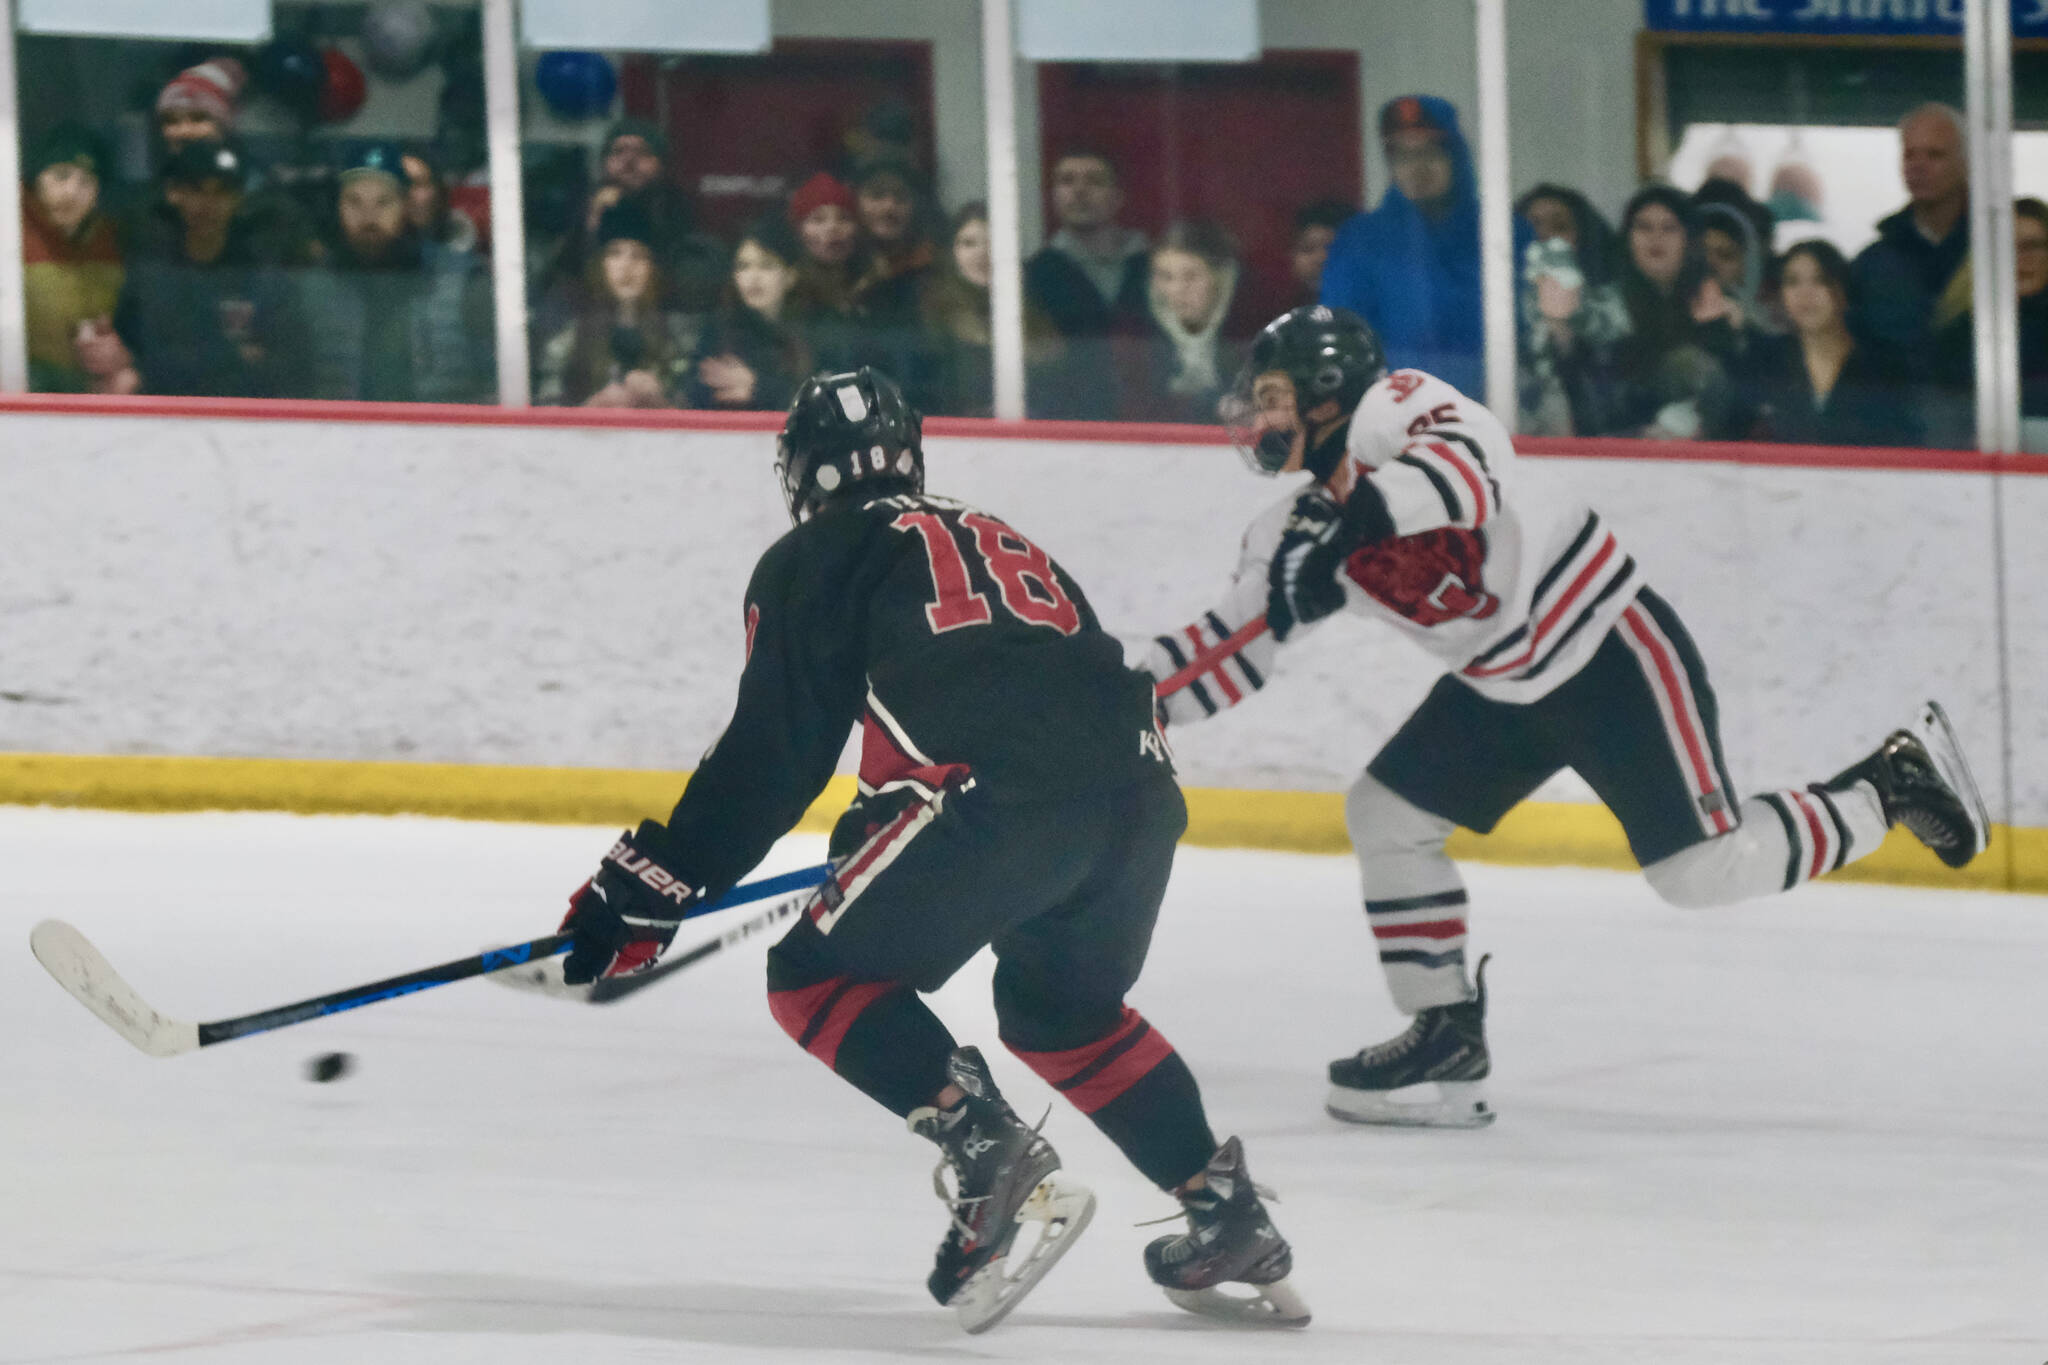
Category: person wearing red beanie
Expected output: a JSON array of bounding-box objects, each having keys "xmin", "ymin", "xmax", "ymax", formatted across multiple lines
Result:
[
  {"xmin": 156, "ymin": 57, "xmax": 246, "ymax": 154},
  {"xmin": 786, "ymin": 172, "xmax": 863, "ymax": 370}
]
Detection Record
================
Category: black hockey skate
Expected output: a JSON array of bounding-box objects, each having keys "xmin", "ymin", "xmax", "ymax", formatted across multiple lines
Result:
[
  {"xmin": 1144, "ymin": 1136, "xmax": 1310, "ymax": 1326},
  {"xmin": 1327, "ymin": 954, "xmax": 1493, "ymax": 1128},
  {"xmin": 907, "ymin": 1046, "xmax": 1095, "ymax": 1334},
  {"xmin": 1827, "ymin": 700, "xmax": 1989, "ymax": 870}
]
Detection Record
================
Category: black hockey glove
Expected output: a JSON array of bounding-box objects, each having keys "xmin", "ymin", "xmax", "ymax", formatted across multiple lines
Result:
[
  {"xmin": 560, "ymin": 821, "xmax": 702, "ymax": 984},
  {"xmin": 1265, "ymin": 480, "xmax": 1397, "ymax": 643},
  {"xmin": 1266, "ymin": 489, "xmax": 1347, "ymax": 643}
]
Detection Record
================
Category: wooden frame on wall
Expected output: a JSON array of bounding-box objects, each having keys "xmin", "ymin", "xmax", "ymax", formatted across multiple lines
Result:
[{"xmin": 1633, "ymin": 30, "xmax": 2048, "ymax": 180}]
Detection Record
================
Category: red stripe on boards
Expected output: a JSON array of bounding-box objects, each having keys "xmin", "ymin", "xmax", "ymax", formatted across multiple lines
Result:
[{"xmin": 0, "ymin": 392, "xmax": 2035, "ymax": 475}]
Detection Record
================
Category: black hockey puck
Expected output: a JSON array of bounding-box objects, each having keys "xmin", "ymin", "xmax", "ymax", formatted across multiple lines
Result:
[{"xmin": 305, "ymin": 1051, "xmax": 355, "ymax": 1083}]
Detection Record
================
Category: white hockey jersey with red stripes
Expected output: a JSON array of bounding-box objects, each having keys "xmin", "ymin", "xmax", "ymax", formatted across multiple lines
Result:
[{"xmin": 1148, "ymin": 367, "xmax": 1639, "ymax": 720}]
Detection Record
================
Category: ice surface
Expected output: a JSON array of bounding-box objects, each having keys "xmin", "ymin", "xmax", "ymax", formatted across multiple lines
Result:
[{"xmin": 4, "ymin": 807, "xmax": 2044, "ymax": 1363}]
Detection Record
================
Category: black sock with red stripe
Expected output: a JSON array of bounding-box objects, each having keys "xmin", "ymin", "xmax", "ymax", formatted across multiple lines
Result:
[
  {"xmin": 768, "ymin": 942, "xmax": 959, "ymax": 1119},
  {"xmin": 1004, "ymin": 1008, "xmax": 1217, "ymax": 1190}
]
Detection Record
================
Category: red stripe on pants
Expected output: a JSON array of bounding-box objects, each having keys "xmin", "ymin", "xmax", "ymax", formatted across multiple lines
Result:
[
  {"xmin": 1621, "ymin": 604, "xmax": 1733, "ymax": 835},
  {"xmin": 769, "ymin": 977, "xmax": 898, "ymax": 1069},
  {"xmin": 1008, "ymin": 1007, "xmax": 1178, "ymax": 1116}
]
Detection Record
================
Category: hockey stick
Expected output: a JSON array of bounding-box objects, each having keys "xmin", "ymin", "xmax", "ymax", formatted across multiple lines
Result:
[
  {"xmin": 1154, "ymin": 613, "xmax": 1268, "ymax": 699},
  {"xmin": 486, "ymin": 861, "xmax": 831, "ymax": 1003},
  {"xmin": 29, "ymin": 861, "xmax": 830, "ymax": 1058},
  {"xmin": 593, "ymin": 890, "xmax": 808, "ymax": 1003}
]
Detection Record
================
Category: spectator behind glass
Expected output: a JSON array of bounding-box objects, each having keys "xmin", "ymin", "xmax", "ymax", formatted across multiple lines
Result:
[
  {"xmin": 850, "ymin": 159, "xmax": 937, "ymax": 321},
  {"xmin": 21, "ymin": 124, "xmax": 124, "ymax": 393},
  {"xmin": 688, "ymin": 215, "xmax": 812, "ymax": 412},
  {"xmin": 1322, "ymin": 95, "xmax": 1515, "ymax": 397},
  {"xmin": 155, "ymin": 56, "xmax": 244, "ymax": 158},
  {"xmin": 1747, "ymin": 240, "xmax": 1916, "ymax": 447},
  {"xmin": 849, "ymin": 157, "xmax": 940, "ymax": 383},
  {"xmin": 1932, "ymin": 197, "xmax": 2048, "ymax": 419},
  {"xmin": 1514, "ymin": 183, "xmax": 1618, "ymax": 434},
  {"xmin": 915, "ymin": 201, "xmax": 1063, "ymax": 418},
  {"xmin": 135, "ymin": 58, "xmax": 315, "ymax": 269},
  {"xmin": 541, "ymin": 118, "xmax": 728, "ymax": 322},
  {"xmin": 1023, "ymin": 149, "xmax": 1148, "ymax": 418},
  {"xmin": 402, "ymin": 148, "xmax": 479, "ymax": 255},
  {"xmin": 107, "ymin": 141, "xmax": 306, "ymax": 397},
  {"xmin": 1693, "ymin": 178, "xmax": 1777, "ymax": 334},
  {"xmin": 1853, "ymin": 103, "xmax": 1971, "ymax": 445},
  {"xmin": 1537, "ymin": 185, "xmax": 1746, "ymax": 440},
  {"xmin": 784, "ymin": 171, "xmax": 863, "ymax": 372},
  {"xmin": 1116, "ymin": 220, "xmax": 1247, "ymax": 424},
  {"xmin": 1289, "ymin": 198, "xmax": 1354, "ymax": 307},
  {"xmin": 538, "ymin": 201, "xmax": 696, "ymax": 408},
  {"xmin": 300, "ymin": 143, "xmax": 494, "ymax": 403}
]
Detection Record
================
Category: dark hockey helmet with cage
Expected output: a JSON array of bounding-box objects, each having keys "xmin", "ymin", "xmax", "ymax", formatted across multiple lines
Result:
[
  {"xmin": 1224, "ymin": 305, "xmax": 1387, "ymax": 477},
  {"xmin": 777, "ymin": 367, "xmax": 925, "ymax": 524}
]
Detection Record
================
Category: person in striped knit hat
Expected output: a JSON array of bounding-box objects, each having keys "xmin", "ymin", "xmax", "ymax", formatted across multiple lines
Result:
[
  {"xmin": 1147, "ymin": 304, "xmax": 1991, "ymax": 1128},
  {"xmin": 156, "ymin": 57, "xmax": 246, "ymax": 156}
]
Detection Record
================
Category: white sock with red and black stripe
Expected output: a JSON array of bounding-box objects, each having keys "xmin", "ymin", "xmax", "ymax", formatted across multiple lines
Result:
[
  {"xmin": 1369, "ymin": 888, "xmax": 1474, "ymax": 1013},
  {"xmin": 1755, "ymin": 781, "xmax": 1889, "ymax": 891},
  {"xmin": 1643, "ymin": 778, "xmax": 1889, "ymax": 907}
]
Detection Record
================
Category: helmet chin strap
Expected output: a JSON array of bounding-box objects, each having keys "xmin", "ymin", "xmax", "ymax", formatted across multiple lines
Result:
[{"xmin": 1303, "ymin": 423, "xmax": 1348, "ymax": 483}]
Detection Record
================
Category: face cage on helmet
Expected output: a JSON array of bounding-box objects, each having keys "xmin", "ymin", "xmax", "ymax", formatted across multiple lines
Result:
[
  {"xmin": 774, "ymin": 436, "xmax": 811, "ymax": 525},
  {"xmin": 1222, "ymin": 366, "xmax": 1302, "ymax": 476}
]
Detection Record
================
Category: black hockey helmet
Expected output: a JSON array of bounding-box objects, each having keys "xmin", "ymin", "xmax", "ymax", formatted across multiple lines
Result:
[
  {"xmin": 1224, "ymin": 305, "xmax": 1387, "ymax": 477},
  {"xmin": 776, "ymin": 367, "xmax": 924, "ymax": 523}
]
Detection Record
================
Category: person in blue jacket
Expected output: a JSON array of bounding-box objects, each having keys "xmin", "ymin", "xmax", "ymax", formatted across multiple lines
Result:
[{"xmin": 1321, "ymin": 94, "xmax": 1517, "ymax": 397}]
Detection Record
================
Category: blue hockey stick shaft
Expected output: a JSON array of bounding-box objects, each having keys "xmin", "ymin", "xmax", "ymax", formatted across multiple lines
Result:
[{"xmin": 192, "ymin": 861, "xmax": 832, "ymax": 1046}]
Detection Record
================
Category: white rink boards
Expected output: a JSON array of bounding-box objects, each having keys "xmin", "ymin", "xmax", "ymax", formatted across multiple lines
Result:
[{"xmin": 4, "ymin": 807, "xmax": 2044, "ymax": 1363}]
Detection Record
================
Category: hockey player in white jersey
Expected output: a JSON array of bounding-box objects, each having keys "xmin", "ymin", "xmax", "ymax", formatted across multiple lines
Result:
[{"xmin": 1148, "ymin": 306, "xmax": 1990, "ymax": 1128}]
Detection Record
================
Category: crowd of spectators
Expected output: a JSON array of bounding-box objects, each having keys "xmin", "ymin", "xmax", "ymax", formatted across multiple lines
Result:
[
  {"xmin": 21, "ymin": 56, "xmax": 496, "ymax": 404},
  {"xmin": 18, "ymin": 55, "xmax": 2040, "ymax": 443},
  {"xmin": 1511, "ymin": 101, "xmax": 2040, "ymax": 448}
]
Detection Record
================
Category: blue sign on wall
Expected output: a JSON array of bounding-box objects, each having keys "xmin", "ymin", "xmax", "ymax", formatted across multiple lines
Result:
[{"xmin": 1645, "ymin": 0, "xmax": 2048, "ymax": 38}]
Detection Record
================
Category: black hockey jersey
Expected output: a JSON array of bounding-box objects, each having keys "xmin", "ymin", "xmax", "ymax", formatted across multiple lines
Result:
[{"xmin": 658, "ymin": 490, "xmax": 1168, "ymax": 904}]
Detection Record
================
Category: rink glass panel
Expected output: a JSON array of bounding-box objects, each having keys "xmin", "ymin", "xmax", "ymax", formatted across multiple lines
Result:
[
  {"xmin": 517, "ymin": 3, "xmax": 990, "ymax": 420},
  {"xmin": 14, "ymin": 1, "xmax": 494, "ymax": 402},
  {"xmin": 1511, "ymin": 21, "xmax": 1977, "ymax": 450}
]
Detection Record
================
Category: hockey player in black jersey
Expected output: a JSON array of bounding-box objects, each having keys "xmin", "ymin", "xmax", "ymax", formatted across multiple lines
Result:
[
  {"xmin": 1152, "ymin": 306, "xmax": 1991, "ymax": 1128},
  {"xmin": 557, "ymin": 368, "xmax": 1307, "ymax": 1331}
]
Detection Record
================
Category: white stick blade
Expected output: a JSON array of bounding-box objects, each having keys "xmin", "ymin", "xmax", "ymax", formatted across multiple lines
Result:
[
  {"xmin": 478, "ymin": 949, "xmax": 592, "ymax": 1002},
  {"xmin": 29, "ymin": 920, "xmax": 199, "ymax": 1057}
]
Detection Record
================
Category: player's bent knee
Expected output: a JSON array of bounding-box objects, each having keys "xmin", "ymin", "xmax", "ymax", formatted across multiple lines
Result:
[
  {"xmin": 1642, "ymin": 837, "xmax": 1751, "ymax": 910},
  {"xmin": 1346, "ymin": 771, "xmax": 1453, "ymax": 857}
]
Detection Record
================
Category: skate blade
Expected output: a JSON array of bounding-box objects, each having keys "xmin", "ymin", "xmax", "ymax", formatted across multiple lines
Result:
[
  {"xmin": 1325, "ymin": 1079, "xmax": 1494, "ymax": 1128},
  {"xmin": 1163, "ymin": 1274, "xmax": 1312, "ymax": 1327},
  {"xmin": 1915, "ymin": 701, "xmax": 1991, "ymax": 861},
  {"xmin": 952, "ymin": 1175, "xmax": 1096, "ymax": 1335}
]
